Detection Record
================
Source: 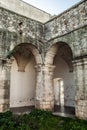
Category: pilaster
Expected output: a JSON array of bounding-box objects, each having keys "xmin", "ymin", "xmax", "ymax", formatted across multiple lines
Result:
[
  {"xmin": 0, "ymin": 58, "xmax": 11, "ymax": 112},
  {"xmin": 73, "ymin": 57, "xmax": 87, "ymax": 119}
]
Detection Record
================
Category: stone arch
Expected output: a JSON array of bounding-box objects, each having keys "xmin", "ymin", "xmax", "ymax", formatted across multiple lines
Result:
[
  {"xmin": 10, "ymin": 43, "xmax": 42, "ymax": 71},
  {"xmin": 45, "ymin": 42, "xmax": 73, "ymax": 72},
  {"xmin": 44, "ymin": 42, "xmax": 75, "ymax": 115},
  {"xmin": 9, "ymin": 43, "xmax": 42, "ymax": 112}
]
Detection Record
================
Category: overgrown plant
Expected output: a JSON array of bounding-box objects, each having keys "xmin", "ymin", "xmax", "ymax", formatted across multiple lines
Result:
[{"xmin": 0, "ymin": 109, "xmax": 87, "ymax": 130}]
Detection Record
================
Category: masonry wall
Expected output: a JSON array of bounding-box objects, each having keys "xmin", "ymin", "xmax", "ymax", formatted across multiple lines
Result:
[
  {"xmin": 0, "ymin": 4, "xmax": 43, "ymax": 112},
  {"xmin": 0, "ymin": 0, "xmax": 51, "ymax": 23},
  {"xmin": 43, "ymin": 0, "xmax": 87, "ymax": 119},
  {"xmin": 0, "ymin": 0, "xmax": 87, "ymax": 119},
  {"xmin": 44, "ymin": 0, "xmax": 87, "ymax": 40},
  {"xmin": 0, "ymin": 6, "xmax": 43, "ymax": 59}
]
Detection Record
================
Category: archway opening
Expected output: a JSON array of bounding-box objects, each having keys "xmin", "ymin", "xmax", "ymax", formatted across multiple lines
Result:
[
  {"xmin": 10, "ymin": 43, "xmax": 40, "ymax": 113},
  {"xmin": 52, "ymin": 42, "xmax": 75, "ymax": 115}
]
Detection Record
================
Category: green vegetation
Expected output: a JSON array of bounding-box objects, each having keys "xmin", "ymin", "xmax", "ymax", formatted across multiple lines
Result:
[{"xmin": 0, "ymin": 109, "xmax": 87, "ymax": 130}]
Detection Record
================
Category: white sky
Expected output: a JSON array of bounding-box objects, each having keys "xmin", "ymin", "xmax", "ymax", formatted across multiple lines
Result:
[{"xmin": 23, "ymin": 0, "xmax": 81, "ymax": 15}]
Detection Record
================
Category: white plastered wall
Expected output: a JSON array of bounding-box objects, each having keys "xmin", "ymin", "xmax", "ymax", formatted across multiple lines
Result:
[
  {"xmin": 10, "ymin": 57, "xmax": 36, "ymax": 108},
  {"xmin": 53, "ymin": 56, "xmax": 75, "ymax": 107}
]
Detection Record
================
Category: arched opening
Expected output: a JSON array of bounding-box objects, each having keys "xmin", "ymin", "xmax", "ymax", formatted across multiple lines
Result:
[
  {"xmin": 54, "ymin": 78, "xmax": 64, "ymax": 113},
  {"xmin": 45, "ymin": 42, "xmax": 75, "ymax": 115},
  {"xmin": 53, "ymin": 42, "xmax": 75, "ymax": 115},
  {"xmin": 10, "ymin": 43, "xmax": 42, "ymax": 113}
]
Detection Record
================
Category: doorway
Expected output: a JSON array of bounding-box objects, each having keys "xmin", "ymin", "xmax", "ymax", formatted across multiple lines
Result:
[{"xmin": 54, "ymin": 78, "xmax": 64, "ymax": 113}]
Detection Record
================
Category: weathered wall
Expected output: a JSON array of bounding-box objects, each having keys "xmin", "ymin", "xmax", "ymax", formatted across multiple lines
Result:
[
  {"xmin": 0, "ymin": 0, "xmax": 87, "ymax": 119},
  {"xmin": 53, "ymin": 56, "xmax": 75, "ymax": 107},
  {"xmin": 44, "ymin": 0, "xmax": 87, "ymax": 59},
  {"xmin": 0, "ymin": 0, "xmax": 51, "ymax": 23},
  {"xmin": 0, "ymin": 0, "xmax": 86, "ymax": 60},
  {"xmin": 43, "ymin": 0, "xmax": 87, "ymax": 119},
  {"xmin": 44, "ymin": 0, "xmax": 87, "ymax": 41},
  {"xmin": 44, "ymin": 26, "xmax": 87, "ymax": 59},
  {"xmin": 0, "ymin": 6, "xmax": 43, "ymax": 59},
  {"xmin": 0, "ymin": 5, "xmax": 43, "ymax": 112},
  {"xmin": 10, "ymin": 57, "xmax": 36, "ymax": 108}
]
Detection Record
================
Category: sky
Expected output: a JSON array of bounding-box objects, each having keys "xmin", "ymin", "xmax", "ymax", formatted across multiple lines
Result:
[{"xmin": 23, "ymin": 0, "xmax": 81, "ymax": 15}]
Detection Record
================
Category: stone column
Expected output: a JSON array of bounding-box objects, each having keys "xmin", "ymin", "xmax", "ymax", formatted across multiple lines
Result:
[
  {"xmin": 0, "ymin": 58, "xmax": 11, "ymax": 112},
  {"xmin": 35, "ymin": 64, "xmax": 55, "ymax": 111},
  {"xmin": 73, "ymin": 58, "xmax": 87, "ymax": 119},
  {"xmin": 83, "ymin": 58, "xmax": 87, "ymax": 94}
]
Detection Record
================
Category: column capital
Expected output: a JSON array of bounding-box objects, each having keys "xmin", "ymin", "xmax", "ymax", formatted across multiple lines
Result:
[
  {"xmin": 73, "ymin": 57, "xmax": 87, "ymax": 66},
  {"xmin": 35, "ymin": 64, "xmax": 42, "ymax": 72},
  {"xmin": 42, "ymin": 64, "xmax": 56, "ymax": 72},
  {"xmin": 35, "ymin": 64, "xmax": 56, "ymax": 72}
]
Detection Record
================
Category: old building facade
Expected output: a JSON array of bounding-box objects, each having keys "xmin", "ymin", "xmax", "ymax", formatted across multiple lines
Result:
[{"xmin": 0, "ymin": 0, "xmax": 87, "ymax": 119}]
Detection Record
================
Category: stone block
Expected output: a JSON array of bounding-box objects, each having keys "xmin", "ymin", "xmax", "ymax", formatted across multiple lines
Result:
[
  {"xmin": 0, "ymin": 105, "xmax": 4, "ymax": 112},
  {"xmin": 0, "ymin": 99, "xmax": 9, "ymax": 105}
]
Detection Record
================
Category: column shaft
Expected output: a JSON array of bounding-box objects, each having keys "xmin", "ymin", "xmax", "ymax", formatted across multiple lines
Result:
[
  {"xmin": 73, "ymin": 58, "xmax": 87, "ymax": 119},
  {"xmin": 0, "ymin": 59, "xmax": 10, "ymax": 112},
  {"xmin": 35, "ymin": 64, "xmax": 55, "ymax": 111}
]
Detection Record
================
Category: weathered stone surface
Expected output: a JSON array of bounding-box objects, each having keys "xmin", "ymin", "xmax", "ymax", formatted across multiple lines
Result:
[
  {"xmin": 76, "ymin": 100, "xmax": 87, "ymax": 119},
  {"xmin": 44, "ymin": 0, "xmax": 87, "ymax": 40},
  {"xmin": 0, "ymin": 0, "xmax": 51, "ymax": 23},
  {"xmin": 0, "ymin": 0, "xmax": 87, "ymax": 119},
  {"xmin": 0, "ymin": 7, "xmax": 44, "ymax": 58}
]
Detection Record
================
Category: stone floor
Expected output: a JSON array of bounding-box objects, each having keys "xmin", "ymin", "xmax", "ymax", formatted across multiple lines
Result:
[
  {"xmin": 10, "ymin": 106, "xmax": 35, "ymax": 114},
  {"xmin": 10, "ymin": 105, "xmax": 75, "ymax": 118},
  {"xmin": 53, "ymin": 105, "xmax": 75, "ymax": 118},
  {"xmin": 53, "ymin": 112, "xmax": 75, "ymax": 118}
]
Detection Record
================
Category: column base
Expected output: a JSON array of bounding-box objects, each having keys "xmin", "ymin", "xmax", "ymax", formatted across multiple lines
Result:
[
  {"xmin": 0, "ymin": 81, "xmax": 9, "ymax": 112},
  {"xmin": 76, "ymin": 100, "xmax": 87, "ymax": 119},
  {"xmin": 35, "ymin": 100, "xmax": 54, "ymax": 111},
  {"xmin": 0, "ymin": 103, "xmax": 9, "ymax": 112}
]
